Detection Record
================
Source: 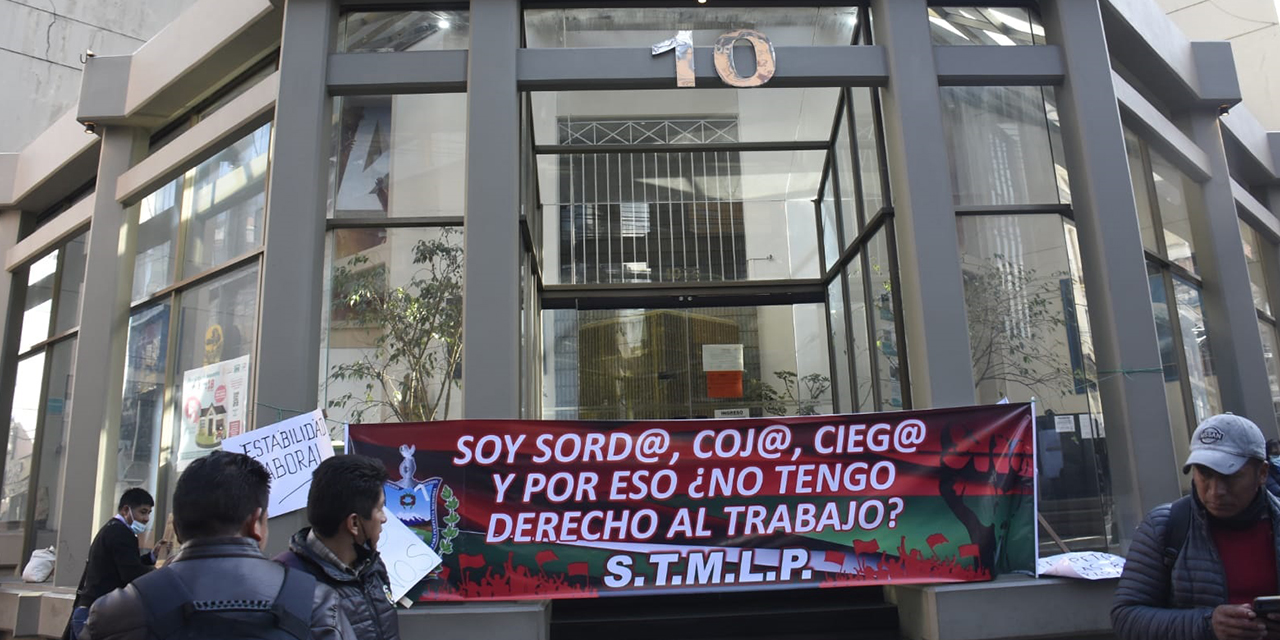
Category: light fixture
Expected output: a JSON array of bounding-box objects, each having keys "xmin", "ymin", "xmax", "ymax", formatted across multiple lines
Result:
[
  {"xmin": 698, "ymin": 0, "xmax": 707, "ymax": 4},
  {"xmin": 438, "ymin": 19, "xmax": 451, "ymax": 29}
]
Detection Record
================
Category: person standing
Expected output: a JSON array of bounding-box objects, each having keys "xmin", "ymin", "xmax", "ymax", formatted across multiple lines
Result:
[
  {"xmin": 65, "ymin": 488, "xmax": 168, "ymax": 640},
  {"xmin": 276, "ymin": 455, "xmax": 400, "ymax": 640},
  {"xmin": 1113, "ymin": 414, "xmax": 1280, "ymax": 640}
]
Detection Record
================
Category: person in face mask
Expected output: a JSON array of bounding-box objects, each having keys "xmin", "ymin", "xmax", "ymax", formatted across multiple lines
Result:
[
  {"xmin": 64, "ymin": 488, "xmax": 169, "ymax": 640},
  {"xmin": 276, "ymin": 455, "xmax": 399, "ymax": 640}
]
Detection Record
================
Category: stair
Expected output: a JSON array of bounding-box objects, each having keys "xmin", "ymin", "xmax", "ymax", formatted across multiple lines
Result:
[{"xmin": 551, "ymin": 586, "xmax": 898, "ymax": 640}]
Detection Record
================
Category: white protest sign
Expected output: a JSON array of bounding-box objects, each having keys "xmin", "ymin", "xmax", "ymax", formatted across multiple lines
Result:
[
  {"xmin": 379, "ymin": 514, "xmax": 442, "ymax": 603},
  {"xmin": 1036, "ymin": 551, "xmax": 1125, "ymax": 580},
  {"xmin": 221, "ymin": 409, "xmax": 334, "ymax": 517}
]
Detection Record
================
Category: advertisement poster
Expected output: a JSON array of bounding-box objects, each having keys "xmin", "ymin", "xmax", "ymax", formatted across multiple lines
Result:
[
  {"xmin": 348, "ymin": 403, "xmax": 1036, "ymax": 601},
  {"xmin": 178, "ymin": 355, "xmax": 250, "ymax": 471}
]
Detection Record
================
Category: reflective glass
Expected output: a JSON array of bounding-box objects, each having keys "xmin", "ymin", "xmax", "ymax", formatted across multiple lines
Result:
[
  {"xmin": 834, "ymin": 106, "xmax": 860, "ymax": 245},
  {"xmin": 525, "ymin": 7, "xmax": 861, "ymax": 48},
  {"xmin": 117, "ymin": 303, "xmax": 170, "ymax": 500},
  {"xmin": 941, "ymin": 86, "xmax": 1063, "ymax": 207},
  {"xmin": 821, "ymin": 168, "xmax": 840, "ymax": 273},
  {"xmin": 1124, "ymin": 128, "xmax": 1160, "ymax": 253},
  {"xmin": 183, "ymin": 123, "xmax": 270, "ymax": 278},
  {"xmin": 1149, "ymin": 149, "xmax": 1201, "ymax": 274},
  {"xmin": 1148, "ymin": 263, "xmax": 1193, "ymax": 493},
  {"xmin": 865, "ymin": 229, "xmax": 902, "ymax": 410},
  {"xmin": 31, "ymin": 338, "xmax": 74, "ymax": 552},
  {"xmin": 541, "ymin": 304, "xmax": 831, "ymax": 419},
  {"xmin": 846, "ymin": 255, "xmax": 874, "ymax": 412},
  {"xmin": 1, "ymin": 354, "xmax": 46, "ymax": 531},
  {"xmin": 827, "ymin": 277, "xmax": 850, "ymax": 412},
  {"xmin": 851, "ymin": 88, "xmax": 885, "ymax": 216},
  {"xmin": 19, "ymin": 252, "xmax": 57, "ymax": 353},
  {"xmin": 332, "ymin": 94, "xmax": 468, "ymax": 219},
  {"xmin": 928, "ymin": 7, "xmax": 1044, "ymax": 46},
  {"xmin": 338, "ymin": 10, "xmax": 470, "ymax": 52},
  {"xmin": 1172, "ymin": 276, "xmax": 1221, "ymax": 423},
  {"xmin": 133, "ymin": 177, "xmax": 182, "ymax": 302},
  {"xmin": 323, "ymin": 227, "xmax": 465, "ymax": 424},
  {"xmin": 1240, "ymin": 219, "xmax": 1271, "ymax": 315},
  {"xmin": 54, "ymin": 233, "xmax": 87, "ymax": 334},
  {"xmin": 1260, "ymin": 319, "xmax": 1280, "ymax": 426}
]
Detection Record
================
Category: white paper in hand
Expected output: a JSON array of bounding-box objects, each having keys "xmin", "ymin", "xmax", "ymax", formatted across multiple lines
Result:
[
  {"xmin": 221, "ymin": 409, "xmax": 334, "ymax": 517},
  {"xmin": 380, "ymin": 515, "xmax": 442, "ymax": 603},
  {"xmin": 1036, "ymin": 551, "xmax": 1125, "ymax": 580}
]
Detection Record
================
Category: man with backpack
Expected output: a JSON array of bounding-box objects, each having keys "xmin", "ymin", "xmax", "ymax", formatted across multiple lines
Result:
[
  {"xmin": 1113, "ymin": 414, "xmax": 1280, "ymax": 640},
  {"xmin": 276, "ymin": 455, "xmax": 400, "ymax": 640},
  {"xmin": 80, "ymin": 451, "xmax": 354, "ymax": 640}
]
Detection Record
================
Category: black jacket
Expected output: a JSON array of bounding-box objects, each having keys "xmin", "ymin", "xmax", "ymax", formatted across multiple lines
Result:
[
  {"xmin": 276, "ymin": 529, "xmax": 400, "ymax": 640},
  {"xmin": 75, "ymin": 519, "xmax": 155, "ymax": 607},
  {"xmin": 82, "ymin": 537, "xmax": 352, "ymax": 640}
]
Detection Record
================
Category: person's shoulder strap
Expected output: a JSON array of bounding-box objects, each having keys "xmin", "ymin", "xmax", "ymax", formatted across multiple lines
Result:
[
  {"xmin": 131, "ymin": 569, "xmax": 195, "ymax": 639},
  {"xmin": 271, "ymin": 566, "xmax": 316, "ymax": 640},
  {"xmin": 1162, "ymin": 494, "xmax": 1194, "ymax": 569}
]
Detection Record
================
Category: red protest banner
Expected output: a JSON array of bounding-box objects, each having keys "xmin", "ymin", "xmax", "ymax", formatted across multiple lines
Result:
[{"xmin": 348, "ymin": 402, "xmax": 1035, "ymax": 601}]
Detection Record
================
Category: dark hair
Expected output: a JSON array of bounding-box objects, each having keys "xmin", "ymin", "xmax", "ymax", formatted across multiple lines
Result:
[
  {"xmin": 118, "ymin": 488, "xmax": 154, "ymax": 511},
  {"xmin": 308, "ymin": 455, "xmax": 388, "ymax": 538},
  {"xmin": 173, "ymin": 451, "xmax": 271, "ymax": 541},
  {"xmin": 1268, "ymin": 439, "xmax": 1280, "ymax": 458}
]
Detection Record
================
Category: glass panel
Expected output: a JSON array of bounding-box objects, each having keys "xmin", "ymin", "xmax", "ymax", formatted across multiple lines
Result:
[
  {"xmin": 54, "ymin": 233, "xmax": 87, "ymax": 334},
  {"xmin": 1171, "ymin": 276, "xmax": 1221, "ymax": 422},
  {"xmin": 525, "ymin": 7, "xmax": 860, "ymax": 48},
  {"xmin": 1240, "ymin": 219, "xmax": 1271, "ymax": 315},
  {"xmin": 827, "ymin": 277, "xmax": 851, "ymax": 412},
  {"xmin": 821, "ymin": 170, "xmax": 840, "ymax": 274},
  {"xmin": 1, "ymin": 353, "xmax": 46, "ymax": 531},
  {"xmin": 338, "ymin": 10, "xmax": 470, "ymax": 52},
  {"xmin": 865, "ymin": 229, "xmax": 902, "ymax": 410},
  {"xmin": 959, "ymin": 214, "xmax": 1111, "ymax": 552},
  {"xmin": 183, "ymin": 123, "xmax": 271, "ymax": 279},
  {"xmin": 846, "ymin": 255, "xmax": 874, "ymax": 412},
  {"xmin": 1149, "ymin": 148, "xmax": 1201, "ymax": 274},
  {"xmin": 173, "ymin": 266, "xmax": 259, "ymax": 471},
  {"xmin": 323, "ymin": 227, "xmax": 465, "ymax": 424},
  {"xmin": 1259, "ymin": 319, "xmax": 1280, "ymax": 426},
  {"xmin": 851, "ymin": 88, "xmax": 885, "ymax": 217},
  {"xmin": 539, "ymin": 150, "xmax": 823, "ymax": 284},
  {"xmin": 133, "ymin": 177, "xmax": 182, "ymax": 302},
  {"xmin": 532, "ymin": 89, "xmax": 841, "ymax": 146},
  {"xmin": 928, "ymin": 7, "xmax": 1044, "ymax": 46},
  {"xmin": 19, "ymin": 252, "xmax": 57, "ymax": 353},
  {"xmin": 32, "ymin": 338, "xmax": 74, "ymax": 552},
  {"xmin": 118, "ymin": 303, "xmax": 170, "ymax": 500},
  {"xmin": 1148, "ymin": 263, "xmax": 1193, "ymax": 492},
  {"xmin": 834, "ymin": 105, "xmax": 860, "ymax": 245},
  {"xmin": 541, "ymin": 304, "xmax": 831, "ymax": 419},
  {"xmin": 332, "ymin": 94, "xmax": 468, "ymax": 219},
  {"xmin": 1124, "ymin": 129, "xmax": 1160, "ymax": 253},
  {"xmin": 941, "ymin": 86, "xmax": 1062, "ymax": 207}
]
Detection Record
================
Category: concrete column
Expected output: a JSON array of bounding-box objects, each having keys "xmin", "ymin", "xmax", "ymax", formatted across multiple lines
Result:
[
  {"xmin": 869, "ymin": 0, "xmax": 976, "ymax": 408},
  {"xmin": 56, "ymin": 126, "xmax": 146, "ymax": 587},
  {"xmin": 1186, "ymin": 111, "xmax": 1275, "ymax": 432},
  {"xmin": 254, "ymin": 0, "xmax": 334, "ymax": 555},
  {"xmin": 1041, "ymin": 0, "xmax": 1181, "ymax": 540},
  {"xmin": 462, "ymin": 0, "xmax": 521, "ymax": 419}
]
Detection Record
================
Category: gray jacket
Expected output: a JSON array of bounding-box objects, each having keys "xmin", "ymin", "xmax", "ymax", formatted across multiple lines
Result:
[
  {"xmin": 1111, "ymin": 492, "xmax": 1280, "ymax": 640},
  {"xmin": 82, "ymin": 537, "xmax": 353, "ymax": 640}
]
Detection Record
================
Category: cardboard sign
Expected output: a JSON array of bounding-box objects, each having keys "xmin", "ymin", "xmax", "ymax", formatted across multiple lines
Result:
[
  {"xmin": 155, "ymin": 514, "xmax": 177, "ymax": 567},
  {"xmin": 222, "ymin": 410, "xmax": 334, "ymax": 517},
  {"xmin": 380, "ymin": 515, "xmax": 442, "ymax": 603}
]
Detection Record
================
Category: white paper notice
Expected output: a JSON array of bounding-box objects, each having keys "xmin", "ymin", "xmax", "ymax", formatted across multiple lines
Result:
[
  {"xmin": 1036, "ymin": 552, "xmax": 1125, "ymax": 580},
  {"xmin": 703, "ymin": 344, "xmax": 744, "ymax": 372},
  {"xmin": 221, "ymin": 409, "xmax": 334, "ymax": 517},
  {"xmin": 379, "ymin": 515, "xmax": 442, "ymax": 602},
  {"xmin": 1053, "ymin": 415, "xmax": 1075, "ymax": 434}
]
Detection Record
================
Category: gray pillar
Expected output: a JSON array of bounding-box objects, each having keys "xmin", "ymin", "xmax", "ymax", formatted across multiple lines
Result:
[
  {"xmin": 462, "ymin": 0, "xmax": 521, "ymax": 420},
  {"xmin": 56, "ymin": 126, "xmax": 145, "ymax": 587},
  {"xmin": 1186, "ymin": 112, "xmax": 1275, "ymax": 431},
  {"xmin": 869, "ymin": 0, "xmax": 976, "ymax": 408},
  {"xmin": 1041, "ymin": 0, "xmax": 1181, "ymax": 539},
  {"xmin": 255, "ymin": 0, "xmax": 335, "ymax": 555}
]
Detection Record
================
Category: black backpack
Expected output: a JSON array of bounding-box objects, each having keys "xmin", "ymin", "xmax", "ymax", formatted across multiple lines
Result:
[{"xmin": 131, "ymin": 566, "xmax": 316, "ymax": 640}]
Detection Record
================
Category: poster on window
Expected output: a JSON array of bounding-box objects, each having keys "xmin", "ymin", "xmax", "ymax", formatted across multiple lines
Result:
[
  {"xmin": 178, "ymin": 355, "xmax": 250, "ymax": 471},
  {"xmin": 347, "ymin": 402, "xmax": 1036, "ymax": 602}
]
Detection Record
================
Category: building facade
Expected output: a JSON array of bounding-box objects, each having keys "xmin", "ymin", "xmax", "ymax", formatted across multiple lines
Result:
[{"xmin": 0, "ymin": 0, "xmax": 1277, "ymax": 638}]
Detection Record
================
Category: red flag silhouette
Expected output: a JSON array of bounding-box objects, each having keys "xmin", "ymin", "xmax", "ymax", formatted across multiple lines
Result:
[
  {"xmin": 958, "ymin": 544, "xmax": 980, "ymax": 559},
  {"xmin": 535, "ymin": 550, "xmax": 559, "ymax": 570},
  {"xmin": 568, "ymin": 562, "xmax": 590, "ymax": 577},
  {"xmin": 459, "ymin": 553, "xmax": 486, "ymax": 570},
  {"xmin": 824, "ymin": 550, "xmax": 845, "ymax": 566},
  {"xmin": 926, "ymin": 533, "xmax": 949, "ymax": 550},
  {"xmin": 851, "ymin": 539, "xmax": 881, "ymax": 555}
]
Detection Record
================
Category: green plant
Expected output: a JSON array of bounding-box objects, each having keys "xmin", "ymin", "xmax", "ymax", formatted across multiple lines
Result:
[
  {"xmin": 753, "ymin": 370, "xmax": 832, "ymax": 416},
  {"xmin": 327, "ymin": 228, "xmax": 464, "ymax": 423}
]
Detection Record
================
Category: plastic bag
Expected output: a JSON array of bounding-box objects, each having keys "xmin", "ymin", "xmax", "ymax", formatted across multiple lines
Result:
[{"xmin": 22, "ymin": 546, "xmax": 55, "ymax": 583}]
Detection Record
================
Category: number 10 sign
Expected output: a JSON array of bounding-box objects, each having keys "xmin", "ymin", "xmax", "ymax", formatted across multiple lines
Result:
[{"xmin": 652, "ymin": 29, "xmax": 777, "ymax": 88}]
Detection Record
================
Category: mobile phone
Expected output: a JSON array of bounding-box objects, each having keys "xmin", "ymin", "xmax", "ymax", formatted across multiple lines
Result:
[{"xmin": 1254, "ymin": 596, "xmax": 1280, "ymax": 614}]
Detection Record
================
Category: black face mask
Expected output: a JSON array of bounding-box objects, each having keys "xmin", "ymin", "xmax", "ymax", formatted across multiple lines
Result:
[{"xmin": 354, "ymin": 519, "xmax": 376, "ymax": 558}]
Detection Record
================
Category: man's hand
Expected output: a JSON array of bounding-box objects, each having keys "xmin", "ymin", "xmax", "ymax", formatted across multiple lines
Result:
[{"xmin": 1213, "ymin": 605, "xmax": 1266, "ymax": 640}]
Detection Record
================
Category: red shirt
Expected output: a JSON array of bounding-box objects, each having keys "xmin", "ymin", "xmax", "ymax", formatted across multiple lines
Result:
[{"xmin": 1210, "ymin": 519, "xmax": 1278, "ymax": 604}]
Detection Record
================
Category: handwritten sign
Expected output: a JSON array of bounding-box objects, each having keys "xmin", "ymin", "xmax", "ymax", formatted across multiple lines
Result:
[
  {"xmin": 380, "ymin": 515, "xmax": 442, "ymax": 603},
  {"xmin": 1036, "ymin": 552, "xmax": 1125, "ymax": 580},
  {"xmin": 222, "ymin": 409, "xmax": 334, "ymax": 517}
]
